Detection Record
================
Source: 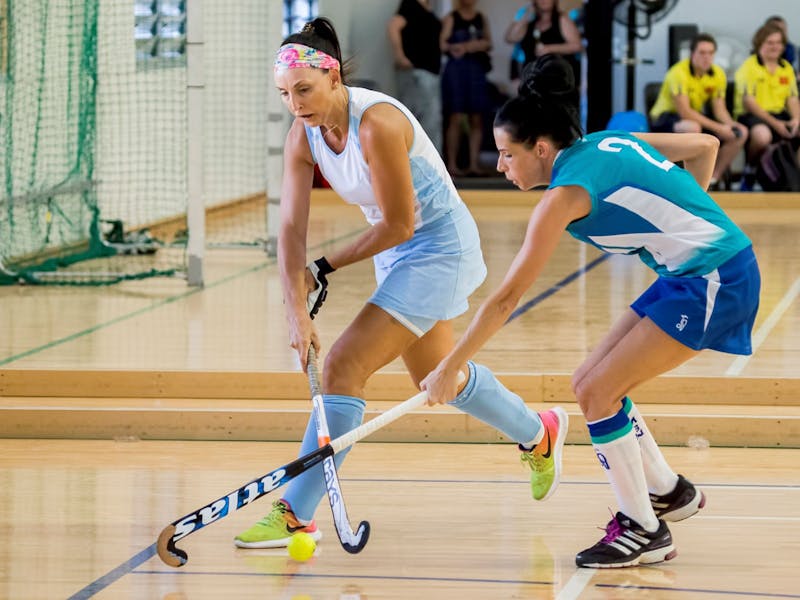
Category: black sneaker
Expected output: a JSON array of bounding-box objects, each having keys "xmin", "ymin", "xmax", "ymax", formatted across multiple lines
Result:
[
  {"xmin": 650, "ymin": 474, "xmax": 706, "ymax": 522},
  {"xmin": 576, "ymin": 512, "xmax": 677, "ymax": 568}
]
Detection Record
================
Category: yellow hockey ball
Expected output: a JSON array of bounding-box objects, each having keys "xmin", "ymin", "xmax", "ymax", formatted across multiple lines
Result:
[{"xmin": 287, "ymin": 532, "xmax": 316, "ymax": 562}]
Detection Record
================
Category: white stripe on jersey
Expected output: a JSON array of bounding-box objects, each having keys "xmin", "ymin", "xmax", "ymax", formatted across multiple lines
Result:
[{"xmin": 588, "ymin": 186, "xmax": 725, "ymax": 272}]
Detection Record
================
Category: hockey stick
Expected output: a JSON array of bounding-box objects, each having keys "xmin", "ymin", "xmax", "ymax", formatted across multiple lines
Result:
[
  {"xmin": 307, "ymin": 345, "xmax": 369, "ymax": 553},
  {"xmin": 156, "ymin": 384, "xmax": 429, "ymax": 567}
]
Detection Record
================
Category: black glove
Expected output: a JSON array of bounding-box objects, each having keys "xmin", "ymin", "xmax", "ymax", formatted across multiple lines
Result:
[{"xmin": 306, "ymin": 257, "xmax": 335, "ymax": 319}]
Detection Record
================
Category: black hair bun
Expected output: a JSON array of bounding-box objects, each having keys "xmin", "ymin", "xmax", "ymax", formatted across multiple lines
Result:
[{"xmin": 518, "ymin": 55, "xmax": 575, "ymax": 102}]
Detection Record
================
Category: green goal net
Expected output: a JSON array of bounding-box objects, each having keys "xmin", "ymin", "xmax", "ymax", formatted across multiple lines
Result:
[
  {"xmin": 0, "ymin": 0, "xmax": 277, "ymax": 285},
  {"xmin": 0, "ymin": 0, "xmax": 188, "ymax": 284}
]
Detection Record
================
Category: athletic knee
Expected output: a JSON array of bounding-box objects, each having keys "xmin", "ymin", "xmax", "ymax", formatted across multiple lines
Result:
[
  {"xmin": 572, "ymin": 377, "xmax": 618, "ymax": 420},
  {"xmin": 322, "ymin": 347, "xmax": 371, "ymax": 395}
]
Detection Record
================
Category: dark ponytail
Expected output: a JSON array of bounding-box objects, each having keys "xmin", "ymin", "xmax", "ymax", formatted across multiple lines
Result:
[
  {"xmin": 282, "ymin": 17, "xmax": 350, "ymax": 84},
  {"xmin": 494, "ymin": 55, "xmax": 581, "ymax": 148}
]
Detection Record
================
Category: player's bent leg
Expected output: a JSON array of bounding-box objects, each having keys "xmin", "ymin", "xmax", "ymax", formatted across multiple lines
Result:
[
  {"xmin": 620, "ymin": 396, "xmax": 705, "ymax": 519},
  {"xmin": 447, "ymin": 361, "xmax": 568, "ymax": 501},
  {"xmin": 234, "ymin": 395, "xmax": 365, "ymax": 549},
  {"xmin": 571, "ymin": 310, "xmax": 642, "ymax": 394},
  {"xmin": 621, "ymin": 395, "xmax": 679, "ymax": 495},
  {"xmin": 324, "ymin": 303, "xmax": 421, "ymax": 397}
]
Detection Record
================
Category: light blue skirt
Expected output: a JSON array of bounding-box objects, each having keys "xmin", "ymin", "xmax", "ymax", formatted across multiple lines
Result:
[{"xmin": 369, "ymin": 202, "xmax": 487, "ymax": 336}]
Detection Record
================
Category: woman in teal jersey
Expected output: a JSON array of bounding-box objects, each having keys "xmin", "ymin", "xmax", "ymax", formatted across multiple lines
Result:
[{"xmin": 422, "ymin": 55, "xmax": 760, "ymax": 569}]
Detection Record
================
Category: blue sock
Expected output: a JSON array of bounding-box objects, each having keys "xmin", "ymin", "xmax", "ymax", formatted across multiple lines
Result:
[
  {"xmin": 282, "ymin": 394, "xmax": 365, "ymax": 521},
  {"xmin": 448, "ymin": 361, "xmax": 542, "ymax": 445}
]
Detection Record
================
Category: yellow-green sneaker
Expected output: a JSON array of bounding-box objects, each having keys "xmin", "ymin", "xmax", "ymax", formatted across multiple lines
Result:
[
  {"xmin": 519, "ymin": 407, "xmax": 568, "ymax": 501},
  {"xmin": 234, "ymin": 499, "xmax": 323, "ymax": 549}
]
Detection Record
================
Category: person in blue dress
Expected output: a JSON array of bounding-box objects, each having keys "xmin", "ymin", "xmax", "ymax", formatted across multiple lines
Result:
[{"xmin": 422, "ymin": 55, "xmax": 761, "ymax": 569}]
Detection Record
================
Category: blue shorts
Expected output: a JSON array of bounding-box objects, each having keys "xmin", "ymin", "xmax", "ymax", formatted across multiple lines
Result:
[
  {"xmin": 630, "ymin": 246, "xmax": 760, "ymax": 355},
  {"xmin": 369, "ymin": 202, "xmax": 487, "ymax": 336}
]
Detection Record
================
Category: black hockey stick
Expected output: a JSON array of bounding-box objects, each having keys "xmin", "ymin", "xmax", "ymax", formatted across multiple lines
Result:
[
  {"xmin": 307, "ymin": 346, "xmax": 369, "ymax": 553},
  {"xmin": 156, "ymin": 385, "xmax": 428, "ymax": 567}
]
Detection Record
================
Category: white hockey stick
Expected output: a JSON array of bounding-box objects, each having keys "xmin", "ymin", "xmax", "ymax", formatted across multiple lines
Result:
[{"xmin": 307, "ymin": 345, "xmax": 369, "ymax": 553}]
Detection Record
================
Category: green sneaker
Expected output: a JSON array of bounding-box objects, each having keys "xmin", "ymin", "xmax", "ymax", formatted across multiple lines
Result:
[
  {"xmin": 519, "ymin": 407, "xmax": 568, "ymax": 501},
  {"xmin": 234, "ymin": 499, "xmax": 323, "ymax": 549}
]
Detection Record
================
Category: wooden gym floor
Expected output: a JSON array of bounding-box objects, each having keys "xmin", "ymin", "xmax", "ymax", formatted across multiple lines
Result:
[{"xmin": 1, "ymin": 190, "xmax": 799, "ymax": 599}]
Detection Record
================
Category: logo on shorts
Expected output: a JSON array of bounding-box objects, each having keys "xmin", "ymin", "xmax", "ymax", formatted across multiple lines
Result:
[{"xmin": 676, "ymin": 314, "xmax": 688, "ymax": 331}]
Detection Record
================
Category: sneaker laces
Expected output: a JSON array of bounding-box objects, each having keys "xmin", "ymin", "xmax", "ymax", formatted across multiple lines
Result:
[
  {"xmin": 520, "ymin": 450, "xmax": 548, "ymax": 471},
  {"xmin": 255, "ymin": 501, "xmax": 289, "ymax": 528},
  {"xmin": 600, "ymin": 516, "xmax": 624, "ymax": 544}
]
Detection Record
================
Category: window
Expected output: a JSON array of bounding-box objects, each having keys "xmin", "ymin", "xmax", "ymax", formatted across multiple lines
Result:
[
  {"xmin": 135, "ymin": 0, "xmax": 186, "ymax": 65},
  {"xmin": 283, "ymin": 0, "xmax": 318, "ymax": 38}
]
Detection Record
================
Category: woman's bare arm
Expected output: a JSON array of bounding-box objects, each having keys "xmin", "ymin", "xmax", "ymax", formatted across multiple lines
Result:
[{"xmin": 635, "ymin": 132, "xmax": 719, "ymax": 190}]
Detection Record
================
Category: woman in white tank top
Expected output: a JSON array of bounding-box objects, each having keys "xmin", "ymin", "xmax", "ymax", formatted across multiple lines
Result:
[{"xmin": 235, "ymin": 18, "xmax": 567, "ymax": 551}]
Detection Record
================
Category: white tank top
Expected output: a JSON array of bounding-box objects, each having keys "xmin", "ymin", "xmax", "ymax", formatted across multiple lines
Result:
[{"xmin": 305, "ymin": 86, "xmax": 462, "ymax": 228}]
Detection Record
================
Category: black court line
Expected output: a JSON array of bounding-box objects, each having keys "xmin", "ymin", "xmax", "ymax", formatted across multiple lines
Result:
[
  {"xmin": 340, "ymin": 477, "xmax": 800, "ymax": 490},
  {"xmin": 129, "ymin": 570, "xmax": 800, "ymax": 599},
  {"xmin": 66, "ymin": 255, "xmax": 610, "ymax": 597},
  {"xmin": 64, "ymin": 478, "xmax": 799, "ymax": 598},
  {"xmin": 135, "ymin": 569, "xmax": 554, "ymax": 587},
  {"xmin": 594, "ymin": 583, "xmax": 800, "ymax": 599}
]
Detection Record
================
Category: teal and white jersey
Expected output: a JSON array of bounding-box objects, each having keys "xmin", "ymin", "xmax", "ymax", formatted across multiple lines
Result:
[
  {"xmin": 305, "ymin": 86, "xmax": 462, "ymax": 229},
  {"xmin": 554, "ymin": 131, "xmax": 751, "ymax": 277}
]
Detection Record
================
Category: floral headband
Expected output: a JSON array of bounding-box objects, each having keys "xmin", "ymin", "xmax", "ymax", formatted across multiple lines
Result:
[{"xmin": 274, "ymin": 43, "xmax": 340, "ymax": 72}]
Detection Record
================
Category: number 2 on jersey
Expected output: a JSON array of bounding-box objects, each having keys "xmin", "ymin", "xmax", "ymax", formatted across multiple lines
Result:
[{"xmin": 597, "ymin": 137, "xmax": 674, "ymax": 172}]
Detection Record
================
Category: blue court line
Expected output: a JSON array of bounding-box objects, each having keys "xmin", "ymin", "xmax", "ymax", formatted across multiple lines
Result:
[
  {"xmin": 66, "ymin": 253, "xmax": 610, "ymax": 597},
  {"xmin": 66, "ymin": 543, "xmax": 156, "ymax": 600},
  {"xmin": 506, "ymin": 254, "xmax": 610, "ymax": 323}
]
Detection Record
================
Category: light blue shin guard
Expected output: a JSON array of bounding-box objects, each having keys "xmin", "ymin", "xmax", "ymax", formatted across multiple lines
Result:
[
  {"xmin": 448, "ymin": 362, "xmax": 542, "ymax": 444},
  {"xmin": 282, "ymin": 394, "xmax": 365, "ymax": 521}
]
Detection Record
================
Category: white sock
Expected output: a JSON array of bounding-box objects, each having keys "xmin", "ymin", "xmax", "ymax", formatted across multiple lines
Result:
[
  {"xmin": 588, "ymin": 409, "xmax": 660, "ymax": 532},
  {"xmin": 622, "ymin": 397, "xmax": 678, "ymax": 496}
]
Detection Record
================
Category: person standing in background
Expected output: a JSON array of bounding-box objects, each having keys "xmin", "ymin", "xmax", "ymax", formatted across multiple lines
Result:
[
  {"xmin": 440, "ymin": 0, "xmax": 493, "ymax": 177},
  {"xmin": 504, "ymin": 0, "xmax": 582, "ymax": 87},
  {"xmin": 388, "ymin": 0, "xmax": 443, "ymax": 153}
]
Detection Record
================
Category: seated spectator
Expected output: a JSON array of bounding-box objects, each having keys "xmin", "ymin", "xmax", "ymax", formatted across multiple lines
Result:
[
  {"xmin": 765, "ymin": 15, "xmax": 799, "ymax": 77},
  {"xmin": 504, "ymin": 0, "xmax": 583, "ymax": 87},
  {"xmin": 387, "ymin": 0, "xmax": 443, "ymax": 153},
  {"xmin": 650, "ymin": 33, "xmax": 748, "ymax": 190},
  {"xmin": 734, "ymin": 22, "xmax": 800, "ymax": 190},
  {"xmin": 440, "ymin": 0, "xmax": 492, "ymax": 177}
]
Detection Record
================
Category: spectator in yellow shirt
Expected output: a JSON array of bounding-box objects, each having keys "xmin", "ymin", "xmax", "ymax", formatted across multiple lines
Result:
[
  {"xmin": 650, "ymin": 33, "xmax": 747, "ymax": 190},
  {"xmin": 734, "ymin": 22, "xmax": 800, "ymax": 187}
]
